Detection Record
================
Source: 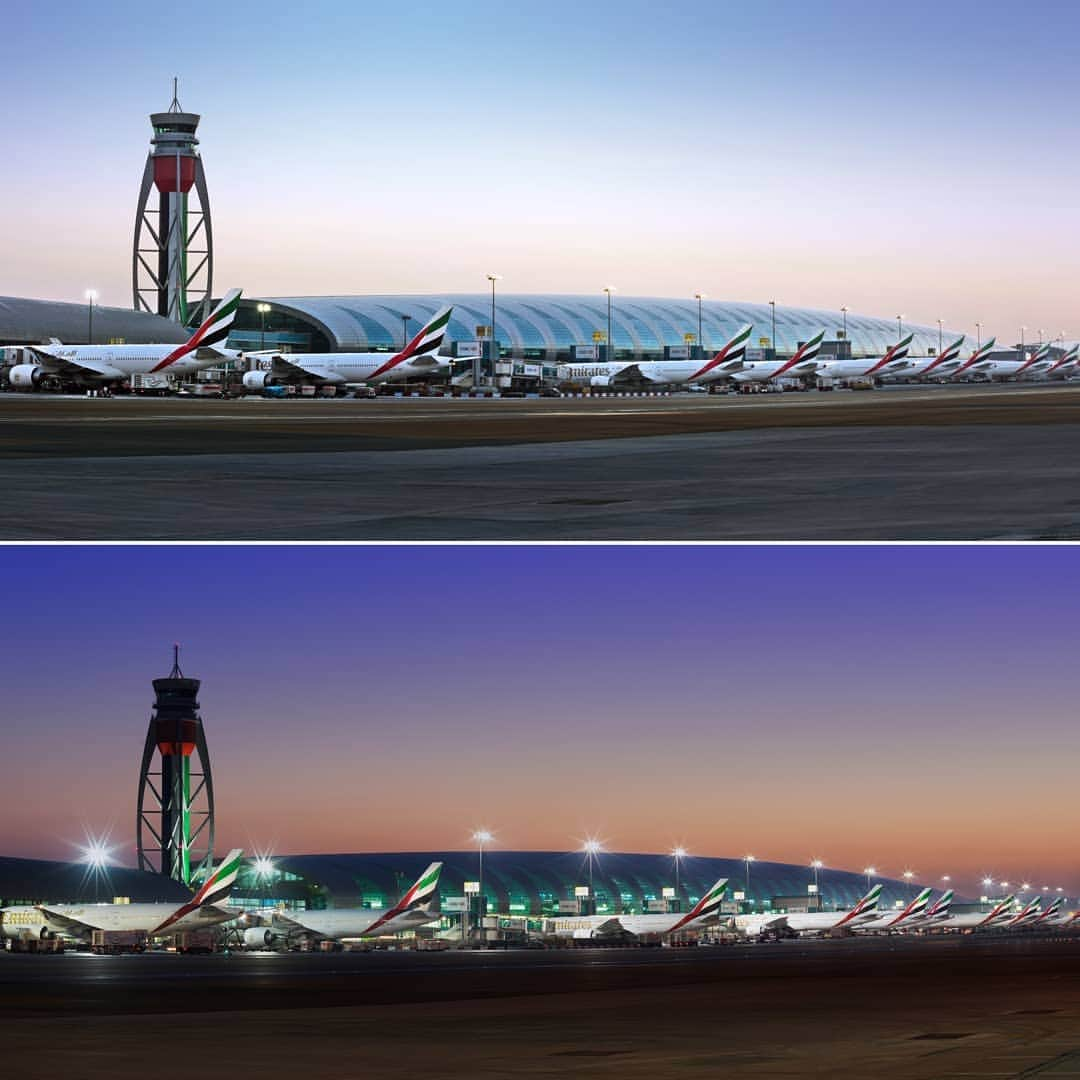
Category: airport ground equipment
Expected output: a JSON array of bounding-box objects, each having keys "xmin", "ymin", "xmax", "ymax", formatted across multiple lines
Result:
[
  {"xmin": 133, "ymin": 80, "xmax": 213, "ymax": 324},
  {"xmin": 136, "ymin": 646, "xmax": 215, "ymax": 885}
]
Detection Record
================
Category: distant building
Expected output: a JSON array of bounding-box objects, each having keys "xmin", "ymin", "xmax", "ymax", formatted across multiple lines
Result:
[
  {"xmin": 0, "ymin": 296, "xmax": 186, "ymax": 348},
  {"xmin": 230, "ymin": 294, "xmax": 967, "ymax": 365}
]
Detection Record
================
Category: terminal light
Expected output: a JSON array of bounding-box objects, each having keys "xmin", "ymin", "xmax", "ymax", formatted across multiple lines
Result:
[
  {"xmin": 253, "ymin": 856, "xmax": 275, "ymax": 877},
  {"xmin": 473, "ymin": 830, "xmax": 494, "ymax": 844},
  {"xmin": 81, "ymin": 839, "xmax": 112, "ymax": 869},
  {"xmin": 582, "ymin": 839, "xmax": 604, "ymax": 855},
  {"xmin": 982, "ymin": 877, "xmax": 993, "ymax": 888}
]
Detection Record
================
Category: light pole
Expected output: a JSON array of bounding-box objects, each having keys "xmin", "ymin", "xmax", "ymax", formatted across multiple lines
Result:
[
  {"xmin": 583, "ymin": 839, "xmax": 603, "ymax": 910},
  {"xmin": 937, "ymin": 319, "xmax": 943, "ymax": 354},
  {"xmin": 769, "ymin": 300, "xmax": 776, "ymax": 358},
  {"xmin": 603, "ymin": 286, "xmax": 616, "ymax": 363},
  {"xmin": 744, "ymin": 854, "xmax": 755, "ymax": 905},
  {"xmin": 975, "ymin": 322, "xmax": 982, "ymax": 349},
  {"xmin": 1020, "ymin": 326, "xmax": 1026, "ymax": 357},
  {"xmin": 694, "ymin": 293, "xmax": 705, "ymax": 360},
  {"xmin": 256, "ymin": 302, "xmax": 271, "ymax": 351},
  {"xmin": 486, "ymin": 274, "xmax": 501, "ymax": 385},
  {"xmin": 903, "ymin": 869, "xmax": 915, "ymax": 901},
  {"xmin": 473, "ymin": 829, "xmax": 492, "ymax": 946},
  {"xmin": 672, "ymin": 847, "xmax": 686, "ymax": 903},
  {"xmin": 811, "ymin": 859, "xmax": 823, "ymax": 894},
  {"xmin": 85, "ymin": 289, "xmax": 98, "ymax": 345},
  {"xmin": 401, "ymin": 314, "xmax": 412, "ymax": 351},
  {"xmin": 840, "ymin": 305, "xmax": 848, "ymax": 339},
  {"xmin": 864, "ymin": 866, "xmax": 876, "ymax": 893},
  {"xmin": 896, "ymin": 315, "xmax": 903, "ymax": 341}
]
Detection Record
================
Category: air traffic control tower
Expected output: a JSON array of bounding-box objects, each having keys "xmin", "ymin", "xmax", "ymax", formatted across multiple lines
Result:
[
  {"xmin": 136, "ymin": 647, "xmax": 215, "ymax": 885},
  {"xmin": 133, "ymin": 80, "xmax": 213, "ymax": 325}
]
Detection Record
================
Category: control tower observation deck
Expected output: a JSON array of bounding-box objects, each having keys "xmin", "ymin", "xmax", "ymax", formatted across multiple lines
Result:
[{"xmin": 132, "ymin": 80, "xmax": 213, "ymax": 326}]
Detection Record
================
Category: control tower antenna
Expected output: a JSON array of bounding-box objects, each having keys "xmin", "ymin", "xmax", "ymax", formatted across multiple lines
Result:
[
  {"xmin": 132, "ymin": 82, "xmax": 213, "ymax": 325},
  {"xmin": 136, "ymin": 649, "xmax": 216, "ymax": 884}
]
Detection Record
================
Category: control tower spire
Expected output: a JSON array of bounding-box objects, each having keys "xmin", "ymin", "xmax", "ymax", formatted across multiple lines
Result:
[
  {"xmin": 136, "ymin": 646, "xmax": 216, "ymax": 884},
  {"xmin": 132, "ymin": 80, "xmax": 214, "ymax": 325}
]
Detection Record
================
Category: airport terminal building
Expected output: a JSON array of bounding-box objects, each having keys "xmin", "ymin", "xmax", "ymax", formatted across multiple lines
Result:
[
  {"xmin": 227, "ymin": 851, "xmax": 937, "ymax": 917},
  {"xmin": 230, "ymin": 295, "xmax": 971, "ymax": 366}
]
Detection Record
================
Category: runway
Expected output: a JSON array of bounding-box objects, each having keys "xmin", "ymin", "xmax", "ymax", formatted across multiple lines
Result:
[
  {"xmin": 3, "ymin": 386, "xmax": 1080, "ymax": 538},
  {"xmin": 5, "ymin": 936, "xmax": 1080, "ymax": 1078}
]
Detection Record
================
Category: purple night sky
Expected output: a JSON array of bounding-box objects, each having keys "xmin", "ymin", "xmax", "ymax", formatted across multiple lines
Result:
[{"xmin": 1, "ymin": 545, "xmax": 1076, "ymax": 895}]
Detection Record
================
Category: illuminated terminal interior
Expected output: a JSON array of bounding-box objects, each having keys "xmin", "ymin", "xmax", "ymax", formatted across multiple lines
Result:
[{"xmin": 227, "ymin": 851, "xmax": 951, "ymax": 916}]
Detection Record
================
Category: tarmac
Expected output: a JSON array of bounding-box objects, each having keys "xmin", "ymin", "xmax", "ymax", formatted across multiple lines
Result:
[
  {"xmin": 5, "ymin": 936, "xmax": 1080, "ymax": 1078},
  {"xmin": 3, "ymin": 385, "xmax": 1080, "ymax": 539}
]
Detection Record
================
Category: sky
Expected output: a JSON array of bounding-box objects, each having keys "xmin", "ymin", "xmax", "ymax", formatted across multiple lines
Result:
[
  {"xmin": 3, "ymin": 0, "xmax": 1078, "ymax": 342},
  {"xmin": 2, "ymin": 544, "xmax": 1077, "ymax": 895}
]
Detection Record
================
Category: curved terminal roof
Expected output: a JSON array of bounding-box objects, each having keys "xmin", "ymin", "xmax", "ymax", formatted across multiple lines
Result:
[
  {"xmin": 0, "ymin": 296, "xmax": 187, "ymax": 346},
  {"xmin": 0, "ymin": 856, "xmax": 193, "ymax": 906},
  {"xmin": 241, "ymin": 851, "xmax": 955, "ymax": 914},
  {"xmin": 241, "ymin": 294, "xmax": 970, "ymax": 361}
]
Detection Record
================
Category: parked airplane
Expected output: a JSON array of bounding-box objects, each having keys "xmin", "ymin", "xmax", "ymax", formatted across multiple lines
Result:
[
  {"xmin": 728, "ymin": 330, "xmax": 827, "ymax": 385},
  {"xmin": 1043, "ymin": 345, "xmax": 1079, "ymax": 379},
  {"xmin": 0, "ymin": 849, "xmax": 244, "ymax": 941},
  {"xmin": 915, "ymin": 888, "xmax": 954, "ymax": 927},
  {"xmin": 855, "ymin": 887, "xmax": 933, "ymax": 933},
  {"xmin": 1002, "ymin": 896, "xmax": 1043, "ymax": 928},
  {"xmin": 881, "ymin": 337, "xmax": 966, "ymax": 382},
  {"xmin": 542, "ymin": 877, "xmax": 729, "ymax": 941},
  {"xmin": 1029, "ymin": 896, "xmax": 1065, "ymax": 926},
  {"xmin": 557, "ymin": 325, "xmax": 753, "ymax": 387},
  {"xmin": 813, "ymin": 333, "xmax": 915, "ymax": 382},
  {"xmin": 243, "ymin": 862, "xmax": 443, "ymax": 947},
  {"xmin": 241, "ymin": 308, "xmax": 453, "ymax": 391},
  {"xmin": 936, "ymin": 894, "xmax": 1016, "ymax": 931},
  {"xmin": 732, "ymin": 884, "xmax": 883, "ymax": 939},
  {"xmin": 8, "ymin": 290, "xmax": 242, "ymax": 389},
  {"xmin": 952, "ymin": 339, "xmax": 1051, "ymax": 381}
]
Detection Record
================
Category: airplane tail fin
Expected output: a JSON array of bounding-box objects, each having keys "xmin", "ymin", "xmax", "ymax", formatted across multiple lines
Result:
[
  {"xmin": 149, "ymin": 848, "xmax": 244, "ymax": 936},
  {"xmin": 191, "ymin": 848, "xmax": 245, "ymax": 908},
  {"xmin": 356, "ymin": 862, "xmax": 444, "ymax": 937},
  {"xmin": 926, "ymin": 888, "xmax": 954, "ymax": 918},
  {"xmin": 398, "ymin": 861, "xmax": 443, "ymax": 913},
  {"xmin": 835, "ymin": 883, "xmax": 882, "ymax": 926},
  {"xmin": 666, "ymin": 877, "xmax": 729, "ymax": 933},
  {"xmin": 903, "ymin": 886, "xmax": 934, "ymax": 920},
  {"xmin": 689, "ymin": 323, "xmax": 753, "ymax": 381},
  {"xmin": 368, "ymin": 307, "xmax": 453, "ymax": 380},
  {"xmin": 150, "ymin": 288, "xmax": 243, "ymax": 371}
]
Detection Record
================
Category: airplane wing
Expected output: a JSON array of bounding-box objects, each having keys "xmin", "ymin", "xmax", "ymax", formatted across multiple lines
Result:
[
  {"xmin": 268, "ymin": 909, "xmax": 321, "ymax": 935},
  {"xmin": 581, "ymin": 917, "xmax": 628, "ymax": 937},
  {"xmin": 35, "ymin": 905, "xmax": 102, "ymax": 934},
  {"xmin": 25, "ymin": 346, "xmax": 125, "ymax": 381},
  {"xmin": 263, "ymin": 355, "xmax": 338, "ymax": 382}
]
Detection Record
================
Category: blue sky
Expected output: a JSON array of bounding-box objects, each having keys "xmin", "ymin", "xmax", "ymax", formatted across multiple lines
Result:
[{"xmin": 4, "ymin": 0, "xmax": 1079, "ymax": 340}]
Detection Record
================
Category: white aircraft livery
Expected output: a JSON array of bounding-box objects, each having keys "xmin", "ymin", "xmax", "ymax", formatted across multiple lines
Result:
[
  {"xmin": 0, "ymin": 849, "xmax": 244, "ymax": 940},
  {"xmin": 9, "ymin": 290, "xmax": 242, "ymax": 388},
  {"xmin": 242, "ymin": 308, "xmax": 453, "ymax": 390},
  {"xmin": 734, "ymin": 884, "xmax": 883, "ymax": 939},
  {"xmin": 557, "ymin": 325, "xmax": 753, "ymax": 387},
  {"xmin": 543, "ymin": 877, "xmax": 729, "ymax": 940},
  {"xmin": 248, "ymin": 862, "xmax": 443, "ymax": 945},
  {"xmin": 729, "ymin": 330, "xmax": 827, "ymax": 385}
]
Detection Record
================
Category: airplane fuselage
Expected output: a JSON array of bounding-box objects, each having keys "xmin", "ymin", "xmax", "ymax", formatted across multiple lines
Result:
[{"xmin": 0, "ymin": 902, "xmax": 235, "ymax": 939}]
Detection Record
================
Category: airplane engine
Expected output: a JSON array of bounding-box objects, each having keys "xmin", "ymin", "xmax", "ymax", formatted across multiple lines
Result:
[
  {"xmin": 8, "ymin": 364, "xmax": 45, "ymax": 388},
  {"xmin": 589, "ymin": 375, "xmax": 614, "ymax": 387},
  {"xmin": 242, "ymin": 371, "xmax": 273, "ymax": 391},
  {"xmin": 242, "ymin": 926, "xmax": 282, "ymax": 949}
]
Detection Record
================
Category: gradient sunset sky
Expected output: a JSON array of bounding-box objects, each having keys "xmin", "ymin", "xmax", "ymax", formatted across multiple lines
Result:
[
  {"xmin": 3, "ymin": 545, "xmax": 1077, "ymax": 893},
  {"xmin": 4, "ymin": 0, "xmax": 1078, "ymax": 341}
]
